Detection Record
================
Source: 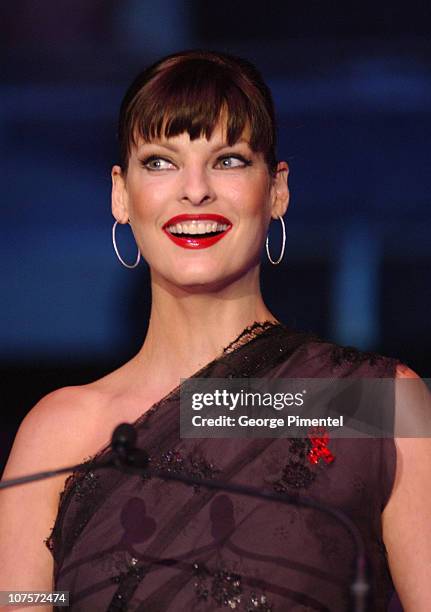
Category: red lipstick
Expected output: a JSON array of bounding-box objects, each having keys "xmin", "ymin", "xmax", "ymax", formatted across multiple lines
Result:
[{"xmin": 162, "ymin": 213, "xmax": 232, "ymax": 250}]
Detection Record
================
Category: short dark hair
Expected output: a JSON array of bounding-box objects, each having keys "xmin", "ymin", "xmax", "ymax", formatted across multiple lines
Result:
[{"xmin": 118, "ymin": 49, "xmax": 277, "ymax": 173}]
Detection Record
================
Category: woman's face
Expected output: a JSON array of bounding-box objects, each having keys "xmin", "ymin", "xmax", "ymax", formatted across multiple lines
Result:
[{"xmin": 111, "ymin": 121, "xmax": 288, "ymax": 291}]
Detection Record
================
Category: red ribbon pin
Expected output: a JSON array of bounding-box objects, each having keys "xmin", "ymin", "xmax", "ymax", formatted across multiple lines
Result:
[{"xmin": 307, "ymin": 426, "xmax": 335, "ymax": 465}]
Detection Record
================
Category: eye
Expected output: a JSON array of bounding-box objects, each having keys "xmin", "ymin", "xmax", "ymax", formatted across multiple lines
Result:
[
  {"xmin": 215, "ymin": 155, "xmax": 252, "ymax": 169},
  {"xmin": 141, "ymin": 156, "xmax": 175, "ymax": 171}
]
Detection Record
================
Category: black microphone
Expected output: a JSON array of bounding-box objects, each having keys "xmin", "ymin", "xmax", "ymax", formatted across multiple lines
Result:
[
  {"xmin": 112, "ymin": 422, "xmax": 137, "ymax": 452},
  {"xmin": 111, "ymin": 423, "xmax": 150, "ymax": 472}
]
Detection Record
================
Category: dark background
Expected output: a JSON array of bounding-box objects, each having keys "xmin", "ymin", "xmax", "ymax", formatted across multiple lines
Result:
[
  {"xmin": 1, "ymin": 0, "xmax": 430, "ymax": 529},
  {"xmin": 2, "ymin": 3, "xmax": 430, "ymax": 609}
]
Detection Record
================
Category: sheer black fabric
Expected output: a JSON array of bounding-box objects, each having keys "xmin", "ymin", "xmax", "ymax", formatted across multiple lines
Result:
[{"xmin": 46, "ymin": 321, "xmax": 400, "ymax": 611}]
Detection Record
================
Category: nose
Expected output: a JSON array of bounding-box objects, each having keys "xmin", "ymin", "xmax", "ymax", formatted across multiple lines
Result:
[{"xmin": 179, "ymin": 164, "xmax": 215, "ymax": 206}]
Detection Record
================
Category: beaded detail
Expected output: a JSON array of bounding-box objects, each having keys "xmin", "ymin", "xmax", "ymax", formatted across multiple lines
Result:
[
  {"xmin": 192, "ymin": 562, "xmax": 272, "ymax": 610},
  {"xmin": 273, "ymin": 438, "xmax": 316, "ymax": 491},
  {"xmin": 73, "ymin": 469, "xmax": 100, "ymax": 500},
  {"xmin": 246, "ymin": 593, "xmax": 273, "ymax": 611},
  {"xmin": 142, "ymin": 448, "xmax": 220, "ymax": 493},
  {"xmin": 330, "ymin": 344, "xmax": 384, "ymax": 369},
  {"xmin": 110, "ymin": 561, "xmax": 146, "ymax": 586},
  {"xmin": 45, "ymin": 465, "xmax": 101, "ymax": 553}
]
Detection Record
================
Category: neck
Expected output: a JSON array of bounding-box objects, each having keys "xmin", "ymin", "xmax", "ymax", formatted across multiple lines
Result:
[{"xmin": 134, "ymin": 266, "xmax": 277, "ymax": 386}]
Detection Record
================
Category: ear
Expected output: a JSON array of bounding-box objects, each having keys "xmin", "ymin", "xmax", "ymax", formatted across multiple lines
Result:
[
  {"xmin": 111, "ymin": 165, "xmax": 129, "ymax": 224},
  {"xmin": 270, "ymin": 161, "xmax": 289, "ymax": 219}
]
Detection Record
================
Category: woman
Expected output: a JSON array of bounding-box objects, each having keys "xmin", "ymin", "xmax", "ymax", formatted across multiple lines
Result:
[{"xmin": 0, "ymin": 49, "xmax": 430, "ymax": 611}]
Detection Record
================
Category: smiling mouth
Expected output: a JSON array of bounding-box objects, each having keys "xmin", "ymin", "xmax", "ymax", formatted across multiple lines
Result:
[
  {"xmin": 162, "ymin": 215, "xmax": 232, "ymax": 249},
  {"xmin": 165, "ymin": 221, "xmax": 229, "ymax": 238}
]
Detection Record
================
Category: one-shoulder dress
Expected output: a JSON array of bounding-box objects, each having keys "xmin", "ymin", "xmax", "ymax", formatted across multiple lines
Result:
[{"xmin": 46, "ymin": 320, "xmax": 401, "ymax": 611}]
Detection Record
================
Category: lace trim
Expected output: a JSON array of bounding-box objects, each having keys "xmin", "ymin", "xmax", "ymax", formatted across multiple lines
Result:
[
  {"xmin": 222, "ymin": 319, "xmax": 281, "ymax": 355},
  {"xmin": 330, "ymin": 344, "xmax": 386, "ymax": 369},
  {"xmin": 44, "ymin": 465, "xmax": 101, "ymax": 554}
]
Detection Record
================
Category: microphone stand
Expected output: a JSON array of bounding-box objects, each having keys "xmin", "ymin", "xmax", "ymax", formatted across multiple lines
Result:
[{"xmin": 1, "ymin": 423, "xmax": 370, "ymax": 612}]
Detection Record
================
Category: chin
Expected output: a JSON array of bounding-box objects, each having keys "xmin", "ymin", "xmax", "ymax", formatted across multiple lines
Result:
[
  {"xmin": 173, "ymin": 271, "xmax": 226, "ymax": 291},
  {"xmin": 155, "ymin": 264, "xmax": 234, "ymax": 292},
  {"xmin": 151, "ymin": 255, "xmax": 250, "ymax": 291}
]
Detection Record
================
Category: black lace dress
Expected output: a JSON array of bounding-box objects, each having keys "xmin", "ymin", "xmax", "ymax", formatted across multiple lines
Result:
[{"xmin": 46, "ymin": 321, "xmax": 400, "ymax": 611}]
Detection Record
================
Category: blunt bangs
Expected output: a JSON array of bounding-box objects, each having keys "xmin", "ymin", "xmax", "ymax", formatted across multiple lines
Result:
[{"xmin": 118, "ymin": 51, "xmax": 277, "ymax": 173}]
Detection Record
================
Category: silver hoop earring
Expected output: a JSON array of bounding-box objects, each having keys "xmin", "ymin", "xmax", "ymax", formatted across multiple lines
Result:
[
  {"xmin": 265, "ymin": 215, "xmax": 286, "ymax": 265},
  {"xmin": 112, "ymin": 220, "xmax": 141, "ymax": 269}
]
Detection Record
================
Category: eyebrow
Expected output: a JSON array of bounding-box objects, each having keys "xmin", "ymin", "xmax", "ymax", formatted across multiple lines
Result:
[
  {"xmin": 137, "ymin": 139, "xmax": 251, "ymax": 154},
  {"xmin": 213, "ymin": 139, "xmax": 251, "ymax": 152},
  {"xmin": 138, "ymin": 142, "xmax": 179, "ymax": 153}
]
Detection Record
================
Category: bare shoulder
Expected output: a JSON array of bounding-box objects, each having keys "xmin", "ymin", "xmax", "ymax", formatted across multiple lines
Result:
[
  {"xmin": 1, "ymin": 384, "xmax": 103, "ymax": 516},
  {"xmin": 382, "ymin": 363, "xmax": 431, "ymax": 610},
  {"xmin": 5, "ymin": 354, "xmax": 153, "ymax": 481},
  {"xmin": 0, "ymin": 358, "xmax": 147, "ymax": 593},
  {"xmin": 0, "ymin": 384, "xmax": 103, "ymax": 592},
  {"xmin": 5, "ymin": 384, "xmax": 107, "ymax": 477}
]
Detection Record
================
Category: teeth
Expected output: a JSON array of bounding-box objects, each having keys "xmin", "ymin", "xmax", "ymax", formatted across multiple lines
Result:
[{"xmin": 166, "ymin": 220, "xmax": 230, "ymax": 235}]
